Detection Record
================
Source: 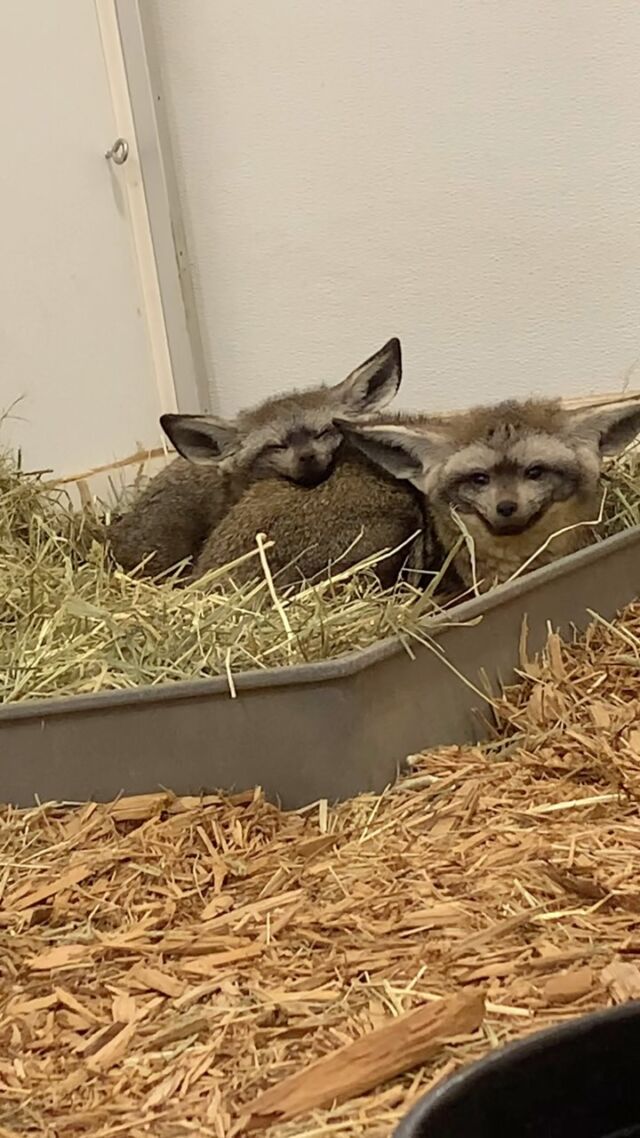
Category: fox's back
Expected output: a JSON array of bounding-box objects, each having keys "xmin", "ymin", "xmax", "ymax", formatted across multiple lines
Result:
[
  {"xmin": 108, "ymin": 458, "xmax": 237, "ymax": 575},
  {"xmin": 194, "ymin": 449, "xmax": 427, "ymax": 589}
]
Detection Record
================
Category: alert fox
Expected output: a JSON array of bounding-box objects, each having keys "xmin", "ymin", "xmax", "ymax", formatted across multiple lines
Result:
[
  {"xmin": 339, "ymin": 397, "xmax": 640, "ymax": 590},
  {"xmin": 108, "ymin": 338, "xmax": 402, "ymax": 576}
]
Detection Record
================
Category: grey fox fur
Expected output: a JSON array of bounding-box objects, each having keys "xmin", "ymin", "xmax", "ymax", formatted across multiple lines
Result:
[
  {"xmin": 108, "ymin": 338, "xmax": 402, "ymax": 575},
  {"xmin": 339, "ymin": 396, "xmax": 640, "ymax": 590},
  {"xmin": 193, "ymin": 449, "xmax": 428, "ymax": 589}
]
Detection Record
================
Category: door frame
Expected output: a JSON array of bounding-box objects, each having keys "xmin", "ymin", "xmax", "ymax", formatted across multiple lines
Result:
[{"xmin": 95, "ymin": 0, "xmax": 209, "ymax": 415}]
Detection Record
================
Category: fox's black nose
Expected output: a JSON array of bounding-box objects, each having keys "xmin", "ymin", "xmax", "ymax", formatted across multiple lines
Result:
[
  {"xmin": 496, "ymin": 499, "xmax": 517, "ymax": 517},
  {"xmin": 295, "ymin": 454, "xmax": 327, "ymax": 487},
  {"xmin": 298, "ymin": 454, "xmax": 323, "ymax": 476}
]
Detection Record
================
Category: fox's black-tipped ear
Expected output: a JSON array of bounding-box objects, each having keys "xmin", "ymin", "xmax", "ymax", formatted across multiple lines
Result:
[
  {"xmin": 568, "ymin": 400, "xmax": 640, "ymax": 456},
  {"xmin": 333, "ymin": 337, "xmax": 402, "ymax": 415},
  {"xmin": 160, "ymin": 413, "xmax": 240, "ymax": 466},
  {"xmin": 335, "ymin": 418, "xmax": 450, "ymax": 484}
]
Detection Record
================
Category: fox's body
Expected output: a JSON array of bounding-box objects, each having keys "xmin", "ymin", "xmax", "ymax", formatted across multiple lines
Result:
[
  {"xmin": 108, "ymin": 460, "xmax": 241, "ymax": 576},
  {"xmin": 109, "ymin": 338, "xmax": 402, "ymax": 576},
  {"xmin": 341, "ymin": 397, "xmax": 640, "ymax": 591},
  {"xmin": 193, "ymin": 450, "xmax": 428, "ymax": 589}
]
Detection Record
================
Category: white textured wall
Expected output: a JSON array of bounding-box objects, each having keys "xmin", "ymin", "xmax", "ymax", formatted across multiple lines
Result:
[{"xmin": 144, "ymin": 0, "xmax": 640, "ymax": 418}]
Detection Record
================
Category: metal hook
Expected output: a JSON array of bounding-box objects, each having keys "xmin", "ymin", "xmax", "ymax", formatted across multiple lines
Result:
[{"xmin": 105, "ymin": 137, "xmax": 129, "ymax": 165}]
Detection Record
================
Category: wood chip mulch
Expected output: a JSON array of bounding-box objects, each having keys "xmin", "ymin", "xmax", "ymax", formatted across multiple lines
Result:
[{"xmin": 2, "ymin": 603, "xmax": 640, "ymax": 1137}]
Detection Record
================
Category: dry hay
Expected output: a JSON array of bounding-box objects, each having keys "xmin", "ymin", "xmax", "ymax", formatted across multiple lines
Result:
[
  {"xmin": 0, "ymin": 448, "xmax": 454, "ymax": 706},
  {"xmin": 3, "ymin": 601, "xmax": 640, "ymax": 1135},
  {"xmin": 2, "ymin": 440, "xmax": 640, "ymax": 706}
]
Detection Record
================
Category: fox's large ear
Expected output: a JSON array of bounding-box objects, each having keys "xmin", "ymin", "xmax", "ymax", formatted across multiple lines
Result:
[
  {"xmin": 567, "ymin": 400, "xmax": 640, "ymax": 456},
  {"xmin": 160, "ymin": 413, "xmax": 240, "ymax": 465},
  {"xmin": 333, "ymin": 337, "xmax": 402, "ymax": 415},
  {"xmin": 336, "ymin": 419, "xmax": 451, "ymax": 484}
]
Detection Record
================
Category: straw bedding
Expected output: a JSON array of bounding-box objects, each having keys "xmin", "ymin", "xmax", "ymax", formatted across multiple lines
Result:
[
  {"xmin": 3, "ymin": 603, "xmax": 640, "ymax": 1136},
  {"xmin": 0, "ymin": 450, "xmax": 447, "ymax": 705},
  {"xmin": 2, "ymin": 439, "xmax": 640, "ymax": 1133},
  {"xmin": 1, "ymin": 442, "xmax": 640, "ymax": 705}
]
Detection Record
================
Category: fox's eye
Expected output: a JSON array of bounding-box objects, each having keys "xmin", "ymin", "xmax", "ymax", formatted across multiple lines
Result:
[
  {"xmin": 316, "ymin": 427, "xmax": 336, "ymax": 440},
  {"xmin": 469, "ymin": 471, "xmax": 490, "ymax": 487},
  {"xmin": 526, "ymin": 464, "xmax": 545, "ymax": 480},
  {"xmin": 264, "ymin": 442, "xmax": 287, "ymax": 453}
]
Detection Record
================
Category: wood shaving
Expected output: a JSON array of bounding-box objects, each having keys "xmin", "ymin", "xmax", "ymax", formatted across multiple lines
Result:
[{"xmin": 3, "ymin": 603, "xmax": 640, "ymax": 1134}]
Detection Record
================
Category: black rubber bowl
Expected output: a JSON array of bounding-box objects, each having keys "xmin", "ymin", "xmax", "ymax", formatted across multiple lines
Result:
[{"xmin": 394, "ymin": 1002, "xmax": 640, "ymax": 1138}]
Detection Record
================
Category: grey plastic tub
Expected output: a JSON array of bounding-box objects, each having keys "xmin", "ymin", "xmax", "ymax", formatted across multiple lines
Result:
[
  {"xmin": 1, "ymin": 526, "xmax": 639, "ymax": 809},
  {"xmin": 394, "ymin": 1002, "xmax": 640, "ymax": 1138}
]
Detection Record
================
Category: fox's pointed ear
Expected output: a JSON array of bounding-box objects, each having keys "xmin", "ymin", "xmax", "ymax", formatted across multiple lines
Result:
[
  {"xmin": 160, "ymin": 413, "xmax": 240, "ymax": 465},
  {"xmin": 567, "ymin": 400, "xmax": 640, "ymax": 456},
  {"xmin": 336, "ymin": 419, "xmax": 451, "ymax": 484},
  {"xmin": 333, "ymin": 338, "xmax": 402, "ymax": 415}
]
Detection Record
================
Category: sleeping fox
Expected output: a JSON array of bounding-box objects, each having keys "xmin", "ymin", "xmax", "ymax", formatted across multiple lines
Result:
[{"xmin": 109, "ymin": 338, "xmax": 402, "ymax": 576}]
